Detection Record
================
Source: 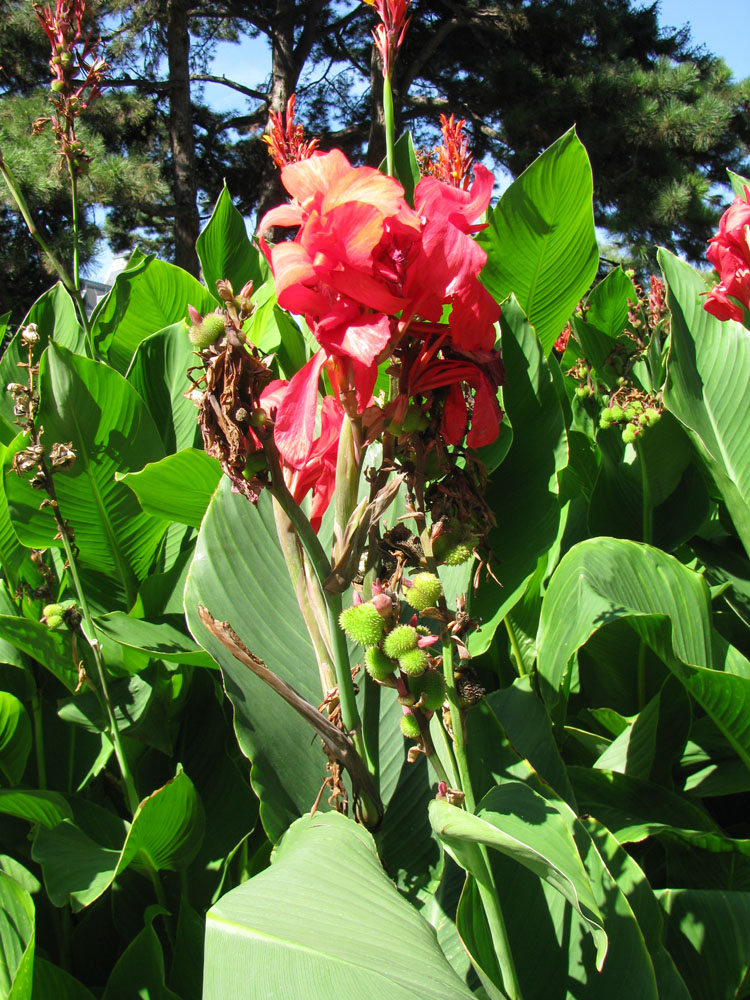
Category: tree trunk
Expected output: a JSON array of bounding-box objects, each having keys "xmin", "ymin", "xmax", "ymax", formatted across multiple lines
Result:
[
  {"xmin": 366, "ymin": 47, "xmax": 386, "ymax": 167},
  {"xmin": 166, "ymin": 0, "xmax": 200, "ymax": 276}
]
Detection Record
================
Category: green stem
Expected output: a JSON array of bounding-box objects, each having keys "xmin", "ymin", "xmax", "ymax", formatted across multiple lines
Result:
[
  {"xmin": 266, "ymin": 454, "xmax": 364, "ymax": 758},
  {"xmin": 143, "ymin": 854, "xmax": 174, "ymax": 947},
  {"xmin": 58, "ymin": 526, "xmax": 139, "ymax": 816},
  {"xmin": 637, "ymin": 436, "xmax": 652, "ymax": 711},
  {"xmin": 504, "ymin": 616, "xmax": 527, "ymax": 678},
  {"xmin": 67, "ymin": 161, "xmax": 93, "ymax": 348},
  {"xmin": 30, "ymin": 677, "xmax": 47, "ymax": 790},
  {"xmin": 440, "ymin": 638, "xmax": 475, "ymax": 811},
  {"xmin": 383, "ymin": 74, "xmax": 395, "ymax": 176},
  {"xmin": 474, "ymin": 857, "xmax": 524, "ymax": 1000},
  {"xmin": 0, "ymin": 148, "xmax": 78, "ymax": 298},
  {"xmin": 333, "ymin": 414, "xmax": 362, "ymax": 564}
]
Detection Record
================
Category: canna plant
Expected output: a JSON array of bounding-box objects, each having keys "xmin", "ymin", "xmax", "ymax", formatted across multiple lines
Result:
[{"xmin": 0, "ymin": 0, "xmax": 749, "ymax": 998}]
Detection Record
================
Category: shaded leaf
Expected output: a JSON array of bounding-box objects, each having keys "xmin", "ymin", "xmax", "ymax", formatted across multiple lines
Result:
[
  {"xmin": 117, "ymin": 449, "xmax": 221, "ymax": 529},
  {"xmin": 0, "ymin": 872, "xmax": 34, "ymax": 1000},
  {"xmin": 0, "ymin": 694, "xmax": 30, "ymax": 786}
]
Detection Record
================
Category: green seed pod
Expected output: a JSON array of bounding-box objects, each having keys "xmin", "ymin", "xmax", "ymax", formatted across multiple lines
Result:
[
  {"xmin": 45, "ymin": 614, "xmax": 64, "ymax": 630},
  {"xmin": 609, "ymin": 405, "xmax": 624, "ymax": 422},
  {"xmin": 188, "ymin": 313, "xmax": 225, "ymax": 349},
  {"xmin": 622, "ymin": 426, "xmax": 636, "ymax": 445},
  {"xmin": 405, "ymin": 572, "xmax": 443, "ymax": 612},
  {"xmin": 339, "ymin": 603, "xmax": 386, "ymax": 647},
  {"xmin": 443, "ymin": 542, "xmax": 474, "ymax": 567},
  {"xmin": 398, "ymin": 647, "xmax": 429, "ymax": 677},
  {"xmin": 410, "ymin": 670, "xmax": 446, "ymax": 711},
  {"xmin": 599, "ymin": 410, "xmax": 614, "ymax": 428},
  {"xmin": 365, "ymin": 647, "xmax": 397, "ymax": 682},
  {"xmin": 575, "ymin": 385, "xmax": 590, "ymax": 399},
  {"xmin": 50, "ymin": 79, "xmax": 65, "ymax": 93},
  {"xmin": 400, "ymin": 713, "xmax": 421, "ymax": 740},
  {"xmin": 43, "ymin": 603, "xmax": 63, "ymax": 620},
  {"xmin": 383, "ymin": 624, "xmax": 419, "ymax": 658},
  {"xmin": 638, "ymin": 413, "xmax": 649, "ymax": 426},
  {"xmin": 645, "ymin": 408, "xmax": 661, "ymax": 427},
  {"xmin": 243, "ymin": 454, "xmax": 267, "ymax": 478}
]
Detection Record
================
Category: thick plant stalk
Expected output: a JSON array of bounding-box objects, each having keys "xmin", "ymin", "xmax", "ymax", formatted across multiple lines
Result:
[{"xmin": 383, "ymin": 73, "xmax": 396, "ymax": 176}]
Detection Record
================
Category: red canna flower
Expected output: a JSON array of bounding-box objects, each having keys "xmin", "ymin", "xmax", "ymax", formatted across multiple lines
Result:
[
  {"xmin": 363, "ymin": 0, "xmax": 411, "ymax": 80},
  {"xmin": 704, "ymin": 186, "xmax": 750, "ymax": 323},
  {"xmin": 431, "ymin": 114, "xmax": 473, "ymax": 190},
  {"xmin": 262, "ymin": 94, "xmax": 319, "ymax": 170}
]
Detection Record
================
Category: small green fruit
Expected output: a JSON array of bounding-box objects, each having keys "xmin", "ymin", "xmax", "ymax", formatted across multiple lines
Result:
[
  {"xmin": 443, "ymin": 542, "xmax": 474, "ymax": 566},
  {"xmin": 404, "ymin": 572, "xmax": 443, "ymax": 612},
  {"xmin": 622, "ymin": 426, "xmax": 636, "ymax": 445},
  {"xmin": 45, "ymin": 615, "xmax": 64, "ymax": 629},
  {"xmin": 398, "ymin": 647, "xmax": 428, "ymax": 677},
  {"xmin": 575, "ymin": 385, "xmax": 591, "ymax": 400},
  {"xmin": 599, "ymin": 410, "xmax": 614, "ymax": 428},
  {"xmin": 50, "ymin": 79, "xmax": 65, "ymax": 93},
  {"xmin": 339, "ymin": 603, "xmax": 385, "ymax": 647},
  {"xmin": 383, "ymin": 624, "xmax": 418, "ymax": 659},
  {"xmin": 609, "ymin": 406, "xmax": 624, "ymax": 422},
  {"xmin": 188, "ymin": 313, "xmax": 225, "ymax": 349},
  {"xmin": 645, "ymin": 408, "xmax": 661, "ymax": 427},
  {"xmin": 410, "ymin": 670, "xmax": 446, "ymax": 711},
  {"xmin": 400, "ymin": 713, "xmax": 421, "ymax": 740},
  {"xmin": 365, "ymin": 647, "xmax": 397, "ymax": 682},
  {"xmin": 43, "ymin": 603, "xmax": 63, "ymax": 620}
]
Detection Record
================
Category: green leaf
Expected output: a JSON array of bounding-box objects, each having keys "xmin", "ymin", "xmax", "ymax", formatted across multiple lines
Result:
[
  {"xmin": 0, "ymin": 616, "xmax": 77, "ymax": 690},
  {"xmin": 478, "ymin": 128, "xmax": 599, "ymax": 354},
  {"xmin": 91, "ymin": 256, "xmax": 216, "ymax": 373},
  {"xmin": 244, "ymin": 289, "xmax": 307, "ymax": 379},
  {"xmin": 430, "ymin": 785, "xmax": 606, "ymax": 963},
  {"xmin": 103, "ymin": 906, "xmax": 180, "ymax": 1000},
  {"xmin": 118, "ymin": 449, "xmax": 221, "ymax": 529},
  {"xmin": 660, "ymin": 249, "xmax": 750, "ymax": 558},
  {"xmin": 0, "ymin": 443, "xmax": 36, "ymax": 591},
  {"xmin": 585, "ymin": 266, "xmax": 637, "ymax": 339},
  {"xmin": 32, "ymin": 958, "xmax": 96, "ymax": 1000},
  {"xmin": 4, "ymin": 345, "xmax": 168, "ymax": 609},
  {"xmin": 93, "ymin": 612, "xmax": 215, "ymax": 667},
  {"xmin": 380, "ymin": 132, "xmax": 421, "ymax": 207},
  {"xmin": 184, "ymin": 483, "xmax": 326, "ymax": 841},
  {"xmin": 0, "ymin": 284, "xmax": 84, "ymax": 437},
  {"xmin": 537, "ymin": 537, "xmax": 750, "ymax": 773},
  {"xmin": 0, "ymin": 694, "xmax": 30, "ymax": 786},
  {"xmin": 469, "ymin": 297, "xmax": 568, "ymax": 654},
  {"xmin": 0, "ymin": 789, "xmax": 72, "ymax": 829},
  {"xmin": 126, "ymin": 322, "xmax": 201, "ymax": 453},
  {"xmin": 196, "ymin": 184, "xmax": 264, "ymax": 301},
  {"xmin": 0, "ymin": 872, "xmax": 34, "ymax": 1000},
  {"xmin": 727, "ymin": 169, "xmax": 750, "ymax": 199},
  {"xmin": 203, "ymin": 811, "xmax": 475, "ymax": 999},
  {"xmin": 33, "ymin": 767, "xmax": 205, "ymax": 910},
  {"xmin": 658, "ymin": 888, "xmax": 750, "ymax": 1000}
]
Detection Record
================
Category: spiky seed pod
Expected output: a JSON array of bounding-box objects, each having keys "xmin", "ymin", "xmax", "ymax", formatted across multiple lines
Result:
[
  {"xmin": 398, "ymin": 647, "xmax": 429, "ymax": 677},
  {"xmin": 339, "ymin": 603, "xmax": 386, "ymax": 647},
  {"xmin": 365, "ymin": 647, "xmax": 397, "ymax": 682},
  {"xmin": 622, "ymin": 426, "xmax": 636, "ymax": 445},
  {"xmin": 410, "ymin": 670, "xmax": 447, "ymax": 711},
  {"xmin": 645, "ymin": 408, "xmax": 661, "ymax": 427},
  {"xmin": 188, "ymin": 313, "xmax": 226, "ymax": 349},
  {"xmin": 405, "ymin": 572, "xmax": 443, "ymax": 612},
  {"xmin": 42, "ymin": 604, "xmax": 63, "ymax": 621},
  {"xmin": 400, "ymin": 713, "xmax": 421, "ymax": 740},
  {"xmin": 383, "ymin": 624, "xmax": 419, "ymax": 658},
  {"xmin": 443, "ymin": 541, "xmax": 476, "ymax": 567}
]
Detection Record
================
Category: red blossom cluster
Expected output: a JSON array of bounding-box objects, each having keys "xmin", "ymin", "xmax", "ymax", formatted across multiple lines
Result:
[
  {"xmin": 364, "ymin": 0, "xmax": 411, "ymax": 79},
  {"xmin": 262, "ymin": 95, "xmax": 319, "ymax": 170},
  {"xmin": 33, "ymin": 0, "xmax": 106, "ymax": 171},
  {"xmin": 256, "ymin": 147, "xmax": 503, "ymax": 526},
  {"xmin": 704, "ymin": 186, "xmax": 750, "ymax": 323}
]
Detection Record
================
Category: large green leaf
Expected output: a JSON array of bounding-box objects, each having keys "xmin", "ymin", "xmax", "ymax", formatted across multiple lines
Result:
[
  {"xmin": 32, "ymin": 767, "xmax": 205, "ymax": 910},
  {"xmin": 0, "ymin": 872, "xmax": 34, "ymax": 1000},
  {"xmin": 0, "ymin": 616, "xmax": 77, "ymax": 690},
  {"xmin": 203, "ymin": 811, "xmax": 475, "ymax": 1000},
  {"xmin": 196, "ymin": 184, "xmax": 264, "ymax": 301},
  {"xmin": 658, "ymin": 888, "xmax": 750, "ymax": 1000},
  {"xmin": 0, "ymin": 789, "xmax": 72, "ymax": 829},
  {"xmin": 91, "ymin": 256, "xmax": 216, "ymax": 373},
  {"xmin": 0, "ymin": 284, "xmax": 84, "ymax": 436},
  {"xmin": 537, "ymin": 538, "xmax": 750, "ymax": 773},
  {"xmin": 32, "ymin": 958, "xmax": 96, "ymax": 1000},
  {"xmin": 126, "ymin": 322, "xmax": 201, "ymax": 454},
  {"xmin": 102, "ymin": 906, "xmax": 180, "ymax": 1000},
  {"xmin": 478, "ymin": 128, "xmax": 599, "ymax": 354},
  {"xmin": 469, "ymin": 297, "xmax": 568, "ymax": 654},
  {"xmin": 660, "ymin": 249, "xmax": 750, "ymax": 557},
  {"xmin": 430, "ymin": 787, "xmax": 606, "ymax": 963},
  {"xmin": 0, "ymin": 443, "xmax": 36, "ymax": 590},
  {"xmin": 118, "ymin": 449, "xmax": 221, "ymax": 528},
  {"xmin": 93, "ymin": 612, "xmax": 215, "ymax": 667},
  {"xmin": 184, "ymin": 483, "xmax": 326, "ymax": 841},
  {"xmin": 0, "ymin": 694, "xmax": 30, "ymax": 786},
  {"xmin": 4, "ymin": 345, "xmax": 168, "ymax": 609}
]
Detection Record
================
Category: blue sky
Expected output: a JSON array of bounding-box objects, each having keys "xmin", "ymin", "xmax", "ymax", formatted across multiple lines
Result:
[{"xmin": 655, "ymin": 0, "xmax": 750, "ymax": 79}]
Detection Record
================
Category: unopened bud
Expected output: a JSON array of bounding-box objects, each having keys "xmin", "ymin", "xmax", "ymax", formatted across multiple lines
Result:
[
  {"xmin": 216, "ymin": 279, "xmax": 235, "ymax": 303},
  {"xmin": 21, "ymin": 324, "xmax": 39, "ymax": 346}
]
